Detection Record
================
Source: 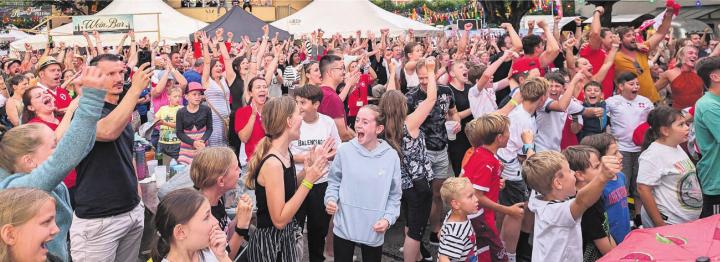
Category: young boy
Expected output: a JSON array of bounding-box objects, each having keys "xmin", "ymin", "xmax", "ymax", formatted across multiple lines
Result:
[
  {"xmin": 534, "ymin": 71, "xmax": 584, "ymax": 152},
  {"xmin": 290, "ymin": 84, "xmax": 340, "ymax": 262},
  {"xmin": 580, "ymin": 133, "xmax": 631, "ymax": 243},
  {"xmin": 523, "ymin": 150, "xmax": 621, "ymax": 261},
  {"xmin": 438, "ymin": 177, "xmax": 481, "ymax": 262},
  {"xmin": 462, "ymin": 114, "xmax": 524, "ymax": 261},
  {"xmin": 605, "ymin": 71, "xmax": 653, "ymax": 221},
  {"xmin": 563, "ymin": 146, "xmax": 617, "ymax": 261},
  {"xmin": 496, "ymin": 77, "xmax": 548, "ymax": 259},
  {"xmin": 155, "ymin": 87, "xmax": 183, "ymax": 161}
]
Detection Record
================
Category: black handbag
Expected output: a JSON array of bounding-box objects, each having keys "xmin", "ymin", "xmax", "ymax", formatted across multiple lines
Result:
[{"xmin": 412, "ymin": 177, "xmax": 431, "ymax": 195}]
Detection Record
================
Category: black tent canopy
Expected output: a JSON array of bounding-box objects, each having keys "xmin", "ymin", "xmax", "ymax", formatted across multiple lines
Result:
[{"xmin": 190, "ymin": 6, "xmax": 291, "ymax": 42}]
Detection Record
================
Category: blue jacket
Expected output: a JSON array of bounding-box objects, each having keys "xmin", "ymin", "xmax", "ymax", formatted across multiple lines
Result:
[
  {"xmin": 325, "ymin": 138, "xmax": 402, "ymax": 247},
  {"xmin": 0, "ymin": 87, "xmax": 105, "ymax": 261}
]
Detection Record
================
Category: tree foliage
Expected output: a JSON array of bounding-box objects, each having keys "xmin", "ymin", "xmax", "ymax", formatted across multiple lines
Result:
[{"xmin": 480, "ymin": 1, "xmax": 535, "ymax": 30}]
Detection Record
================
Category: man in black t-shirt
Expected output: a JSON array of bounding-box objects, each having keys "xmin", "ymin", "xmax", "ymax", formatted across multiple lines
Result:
[
  {"xmin": 70, "ymin": 55, "xmax": 153, "ymax": 261},
  {"xmin": 406, "ymin": 63, "xmax": 461, "ymax": 245}
]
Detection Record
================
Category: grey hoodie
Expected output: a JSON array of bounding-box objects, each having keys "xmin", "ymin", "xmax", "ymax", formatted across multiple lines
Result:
[{"xmin": 325, "ymin": 138, "xmax": 402, "ymax": 247}]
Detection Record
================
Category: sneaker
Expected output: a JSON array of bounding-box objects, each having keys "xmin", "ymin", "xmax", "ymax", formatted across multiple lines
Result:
[
  {"xmin": 429, "ymin": 232, "xmax": 440, "ymax": 246},
  {"xmin": 420, "ymin": 244, "xmax": 432, "ymax": 261}
]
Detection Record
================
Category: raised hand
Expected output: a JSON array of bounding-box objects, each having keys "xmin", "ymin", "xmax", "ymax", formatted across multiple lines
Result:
[
  {"xmin": 131, "ymin": 63, "xmax": 153, "ymax": 91},
  {"xmin": 262, "ymin": 24, "xmax": 269, "ymax": 36},
  {"xmin": 595, "ymin": 6, "xmax": 605, "ymax": 15},
  {"xmin": 521, "ymin": 129, "xmax": 534, "ymax": 144},
  {"xmin": 537, "ymin": 20, "xmax": 548, "ymax": 29},
  {"xmin": 600, "ymin": 155, "xmax": 622, "ymax": 179},
  {"xmin": 227, "ymin": 31, "xmax": 234, "ymax": 42},
  {"xmin": 75, "ymin": 66, "xmax": 113, "ymax": 91},
  {"xmin": 235, "ymin": 193, "xmax": 253, "ymax": 230}
]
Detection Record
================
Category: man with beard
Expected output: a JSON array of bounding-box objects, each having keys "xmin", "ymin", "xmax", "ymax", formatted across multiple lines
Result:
[
  {"xmin": 69, "ymin": 54, "xmax": 152, "ymax": 261},
  {"xmin": 654, "ymin": 45, "xmax": 704, "ymax": 109},
  {"xmin": 1, "ymin": 58, "xmax": 22, "ymax": 83},
  {"xmin": 36, "ymin": 57, "xmax": 72, "ymax": 114},
  {"xmin": 581, "ymin": 6, "xmax": 618, "ymax": 99},
  {"xmin": 613, "ymin": 5, "xmax": 674, "ymax": 104}
]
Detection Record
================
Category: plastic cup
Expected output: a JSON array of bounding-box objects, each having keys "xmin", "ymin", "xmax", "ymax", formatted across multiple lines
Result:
[
  {"xmin": 147, "ymin": 160, "xmax": 158, "ymax": 177},
  {"xmin": 445, "ymin": 121, "xmax": 458, "ymax": 141},
  {"xmin": 155, "ymin": 166, "xmax": 167, "ymax": 187}
]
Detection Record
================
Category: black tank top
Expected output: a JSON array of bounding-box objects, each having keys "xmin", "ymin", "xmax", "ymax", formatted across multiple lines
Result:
[{"xmin": 254, "ymin": 152, "xmax": 297, "ymax": 228}]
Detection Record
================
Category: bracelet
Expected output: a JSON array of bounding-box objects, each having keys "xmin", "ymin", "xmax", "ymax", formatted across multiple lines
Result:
[
  {"xmin": 234, "ymin": 227, "xmax": 249, "ymax": 239},
  {"xmin": 301, "ymin": 179, "xmax": 314, "ymax": 190},
  {"xmin": 509, "ymin": 99, "xmax": 519, "ymax": 106}
]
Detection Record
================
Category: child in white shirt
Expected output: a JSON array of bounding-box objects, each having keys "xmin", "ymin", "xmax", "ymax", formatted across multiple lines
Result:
[{"xmin": 524, "ymin": 151, "xmax": 621, "ymax": 261}]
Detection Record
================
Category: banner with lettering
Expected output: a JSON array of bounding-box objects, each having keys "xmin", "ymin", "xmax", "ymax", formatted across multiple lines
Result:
[
  {"xmin": 72, "ymin": 14, "xmax": 133, "ymax": 35},
  {"xmin": 0, "ymin": 6, "xmax": 51, "ymax": 29}
]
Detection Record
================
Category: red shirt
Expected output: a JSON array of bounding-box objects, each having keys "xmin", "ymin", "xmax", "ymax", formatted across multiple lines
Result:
[
  {"xmin": 462, "ymin": 147, "xmax": 503, "ymax": 231},
  {"xmin": 579, "ymin": 46, "xmax": 615, "ymax": 99},
  {"xmin": 48, "ymin": 87, "xmax": 72, "ymax": 111},
  {"xmin": 346, "ymin": 74, "xmax": 371, "ymax": 117},
  {"xmin": 29, "ymin": 116, "xmax": 77, "ymax": 188},
  {"xmin": 318, "ymin": 86, "xmax": 346, "ymax": 120},
  {"xmin": 234, "ymin": 106, "xmax": 266, "ymax": 162},
  {"xmin": 560, "ymin": 116, "xmax": 579, "ymax": 150}
]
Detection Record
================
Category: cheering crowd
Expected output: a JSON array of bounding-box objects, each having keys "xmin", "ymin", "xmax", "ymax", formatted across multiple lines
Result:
[{"xmin": 1, "ymin": 2, "xmax": 720, "ymax": 262}]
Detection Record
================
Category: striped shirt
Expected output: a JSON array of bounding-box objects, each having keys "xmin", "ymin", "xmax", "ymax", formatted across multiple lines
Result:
[{"xmin": 438, "ymin": 218, "xmax": 478, "ymax": 261}]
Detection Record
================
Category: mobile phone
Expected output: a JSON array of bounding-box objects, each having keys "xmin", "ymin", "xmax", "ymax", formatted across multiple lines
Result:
[{"xmin": 138, "ymin": 49, "xmax": 151, "ymax": 66}]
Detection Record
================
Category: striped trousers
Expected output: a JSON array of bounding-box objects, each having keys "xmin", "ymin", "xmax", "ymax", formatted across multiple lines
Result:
[{"xmin": 246, "ymin": 221, "xmax": 302, "ymax": 262}]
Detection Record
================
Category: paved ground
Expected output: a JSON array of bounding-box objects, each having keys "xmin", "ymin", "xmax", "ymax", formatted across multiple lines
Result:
[{"xmin": 301, "ymin": 208, "xmax": 443, "ymax": 262}]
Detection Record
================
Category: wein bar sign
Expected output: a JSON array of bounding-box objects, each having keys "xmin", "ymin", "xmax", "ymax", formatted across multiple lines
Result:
[{"xmin": 72, "ymin": 15, "xmax": 133, "ymax": 34}]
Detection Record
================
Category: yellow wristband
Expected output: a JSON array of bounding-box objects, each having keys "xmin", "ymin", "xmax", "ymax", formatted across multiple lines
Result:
[
  {"xmin": 510, "ymin": 99, "xmax": 519, "ymax": 106},
  {"xmin": 302, "ymin": 179, "xmax": 313, "ymax": 190}
]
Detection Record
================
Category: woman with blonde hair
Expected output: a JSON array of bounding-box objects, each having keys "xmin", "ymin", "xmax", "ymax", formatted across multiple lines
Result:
[
  {"xmin": 190, "ymin": 147, "xmax": 252, "ymax": 259},
  {"xmin": 0, "ymin": 188, "xmax": 59, "ymax": 262},
  {"xmin": 244, "ymin": 96, "xmax": 330, "ymax": 261}
]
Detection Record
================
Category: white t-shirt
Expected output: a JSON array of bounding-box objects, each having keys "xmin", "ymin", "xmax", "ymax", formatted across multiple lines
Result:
[
  {"xmin": 0, "ymin": 93, "xmax": 6, "ymax": 108},
  {"xmin": 535, "ymin": 97, "xmax": 585, "ymax": 152},
  {"xmin": 528, "ymin": 193, "xmax": 583, "ymax": 262},
  {"xmin": 468, "ymin": 83, "xmax": 498, "ymax": 118},
  {"xmin": 497, "ymin": 106, "xmax": 536, "ymax": 181},
  {"xmin": 638, "ymin": 142, "xmax": 702, "ymax": 227},
  {"xmin": 606, "ymin": 95, "xmax": 654, "ymax": 152},
  {"xmin": 290, "ymin": 113, "xmax": 341, "ymax": 184}
]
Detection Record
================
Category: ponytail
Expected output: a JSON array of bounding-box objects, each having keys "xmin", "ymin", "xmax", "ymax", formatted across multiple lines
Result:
[
  {"xmin": 641, "ymin": 125, "xmax": 659, "ymax": 151},
  {"xmin": 245, "ymin": 136, "xmax": 272, "ymax": 189},
  {"xmin": 150, "ymin": 234, "xmax": 171, "ymax": 262}
]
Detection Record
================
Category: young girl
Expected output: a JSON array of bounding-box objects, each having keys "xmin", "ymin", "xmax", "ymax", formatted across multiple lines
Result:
[
  {"xmin": 325, "ymin": 105, "xmax": 402, "ymax": 262},
  {"xmin": 299, "ymin": 61, "xmax": 322, "ymax": 87},
  {"xmin": 190, "ymin": 147, "xmax": 251, "ymax": 259},
  {"xmin": 151, "ymin": 188, "xmax": 232, "ymax": 262},
  {"xmin": 578, "ymin": 81, "xmax": 609, "ymax": 142},
  {"xmin": 176, "ymin": 82, "xmax": 213, "ymax": 165},
  {"xmin": 156, "ymin": 88, "xmax": 183, "ymax": 161},
  {"xmin": 380, "ymin": 58, "xmax": 436, "ymax": 262},
  {"xmin": 0, "ymin": 188, "xmax": 60, "ymax": 262},
  {"xmin": 6, "ymin": 75, "xmax": 29, "ymax": 127},
  {"xmin": 637, "ymin": 106, "xmax": 702, "ymax": 227},
  {"xmin": 244, "ymin": 96, "xmax": 328, "ymax": 261}
]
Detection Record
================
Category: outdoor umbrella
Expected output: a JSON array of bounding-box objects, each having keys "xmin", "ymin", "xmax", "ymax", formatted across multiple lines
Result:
[{"xmin": 599, "ymin": 215, "xmax": 720, "ymax": 261}]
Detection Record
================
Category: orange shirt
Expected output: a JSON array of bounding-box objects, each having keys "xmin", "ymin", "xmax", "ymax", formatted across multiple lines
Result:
[{"xmin": 614, "ymin": 48, "xmax": 660, "ymax": 103}]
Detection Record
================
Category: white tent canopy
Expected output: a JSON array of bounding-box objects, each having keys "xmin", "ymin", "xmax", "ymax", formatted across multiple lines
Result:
[
  {"xmin": 271, "ymin": 0, "xmax": 439, "ymax": 37},
  {"xmin": 10, "ymin": 0, "xmax": 207, "ymax": 51}
]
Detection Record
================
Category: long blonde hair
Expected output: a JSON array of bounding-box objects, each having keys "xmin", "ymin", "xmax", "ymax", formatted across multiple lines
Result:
[
  {"xmin": 244, "ymin": 96, "xmax": 297, "ymax": 189},
  {"xmin": 190, "ymin": 147, "xmax": 237, "ymax": 189},
  {"xmin": 0, "ymin": 188, "xmax": 55, "ymax": 261},
  {"xmin": 0, "ymin": 124, "xmax": 46, "ymax": 173}
]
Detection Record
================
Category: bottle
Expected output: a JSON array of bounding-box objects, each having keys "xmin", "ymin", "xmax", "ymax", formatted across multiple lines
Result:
[{"xmin": 134, "ymin": 142, "xmax": 149, "ymax": 180}]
